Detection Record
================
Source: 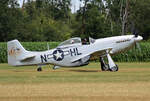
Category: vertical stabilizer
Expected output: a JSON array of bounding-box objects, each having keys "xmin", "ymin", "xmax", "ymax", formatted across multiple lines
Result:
[{"xmin": 7, "ymin": 40, "xmax": 27, "ymax": 66}]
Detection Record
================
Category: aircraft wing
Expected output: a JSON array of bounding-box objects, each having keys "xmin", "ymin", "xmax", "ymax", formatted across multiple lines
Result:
[{"xmin": 71, "ymin": 47, "xmax": 112, "ymax": 62}]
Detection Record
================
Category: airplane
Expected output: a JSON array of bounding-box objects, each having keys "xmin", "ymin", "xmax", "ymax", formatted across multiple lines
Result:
[{"xmin": 7, "ymin": 34, "xmax": 143, "ymax": 72}]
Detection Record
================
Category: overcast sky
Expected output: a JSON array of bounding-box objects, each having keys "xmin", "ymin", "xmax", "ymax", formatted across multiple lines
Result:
[
  {"xmin": 18, "ymin": 0, "xmax": 82, "ymax": 13},
  {"xmin": 71, "ymin": 0, "xmax": 83, "ymax": 13}
]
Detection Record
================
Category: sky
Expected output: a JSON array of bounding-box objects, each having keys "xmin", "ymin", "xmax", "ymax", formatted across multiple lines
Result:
[
  {"xmin": 71, "ymin": 0, "xmax": 83, "ymax": 13},
  {"xmin": 18, "ymin": 0, "xmax": 82, "ymax": 13}
]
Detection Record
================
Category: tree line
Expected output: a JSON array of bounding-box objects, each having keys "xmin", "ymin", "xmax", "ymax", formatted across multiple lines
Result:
[{"xmin": 0, "ymin": 0, "xmax": 150, "ymax": 42}]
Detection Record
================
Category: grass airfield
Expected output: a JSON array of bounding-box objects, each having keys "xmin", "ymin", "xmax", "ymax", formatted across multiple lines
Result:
[{"xmin": 0, "ymin": 63, "xmax": 150, "ymax": 101}]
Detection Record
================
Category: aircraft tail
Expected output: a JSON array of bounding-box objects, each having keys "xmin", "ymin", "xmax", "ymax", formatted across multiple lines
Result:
[{"xmin": 7, "ymin": 40, "xmax": 28, "ymax": 66}]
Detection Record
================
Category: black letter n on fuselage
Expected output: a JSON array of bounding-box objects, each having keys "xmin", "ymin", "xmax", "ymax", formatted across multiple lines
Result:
[{"xmin": 41, "ymin": 54, "xmax": 47, "ymax": 63}]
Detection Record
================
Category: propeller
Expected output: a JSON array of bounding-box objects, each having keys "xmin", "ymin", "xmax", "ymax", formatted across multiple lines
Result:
[
  {"xmin": 133, "ymin": 30, "xmax": 141, "ymax": 52},
  {"xmin": 131, "ymin": 22, "xmax": 142, "ymax": 52},
  {"xmin": 135, "ymin": 42, "xmax": 141, "ymax": 52},
  {"xmin": 132, "ymin": 26, "xmax": 139, "ymax": 38},
  {"xmin": 131, "ymin": 22, "xmax": 139, "ymax": 37},
  {"xmin": 133, "ymin": 30, "xmax": 138, "ymax": 37}
]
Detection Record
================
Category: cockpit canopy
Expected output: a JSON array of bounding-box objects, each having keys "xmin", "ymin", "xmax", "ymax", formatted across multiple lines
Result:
[
  {"xmin": 57, "ymin": 37, "xmax": 95, "ymax": 48},
  {"xmin": 58, "ymin": 37, "xmax": 82, "ymax": 47}
]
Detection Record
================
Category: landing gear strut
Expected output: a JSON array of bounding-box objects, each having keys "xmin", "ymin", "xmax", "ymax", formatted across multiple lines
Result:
[
  {"xmin": 37, "ymin": 66, "xmax": 42, "ymax": 71},
  {"xmin": 109, "ymin": 65, "xmax": 118, "ymax": 72},
  {"xmin": 100, "ymin": 53, "xmax": 119, "ymax": 72},
  {"xmin": 106, "ymin": 53, "xmax": 118, "ymax": 72},
  {"xmin": 100, "ymin": 57, "xmax": 109, "ymax": 71}
]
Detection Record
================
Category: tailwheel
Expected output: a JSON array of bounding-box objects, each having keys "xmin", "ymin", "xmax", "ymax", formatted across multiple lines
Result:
[
  {"xmin": 37, "ymin": 66, "xmax": 42, "ymax": 72},
  {"xmin": 110, "ymin": 65, "xmax": 118, "ymax": 72}
]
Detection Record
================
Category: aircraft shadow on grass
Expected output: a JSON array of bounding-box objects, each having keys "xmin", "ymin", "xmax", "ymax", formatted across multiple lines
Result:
[{"xmin": 69, "ymin": 69, "xmax": 99, "ymax": 72}]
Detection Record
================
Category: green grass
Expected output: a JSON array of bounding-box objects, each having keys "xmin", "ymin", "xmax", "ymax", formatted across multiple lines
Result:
[
  {"xmin": 0, "ymin": 63, "xmax": 150, "ymax": 101},
  {"xmin": 0, "ymin": 62, "xmax": 150, "ymax": 84}
]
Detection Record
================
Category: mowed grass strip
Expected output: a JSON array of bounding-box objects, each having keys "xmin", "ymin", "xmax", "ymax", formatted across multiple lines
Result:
[
  {"xmin": 0, "ymin": 82, "xmax": 150, "ymax": 101},
  {"xmin": 0, "ymin": 63, "xmax": 150, "ymax": 84},
  {"xmin": 0, "ymin": 63, "xmax": 150, "ymax": 101}
]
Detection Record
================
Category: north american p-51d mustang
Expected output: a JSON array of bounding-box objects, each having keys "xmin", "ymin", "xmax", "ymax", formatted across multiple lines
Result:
[{"xmin": 7, "ymin": 34, "xmax": 143, "ymax": 72}]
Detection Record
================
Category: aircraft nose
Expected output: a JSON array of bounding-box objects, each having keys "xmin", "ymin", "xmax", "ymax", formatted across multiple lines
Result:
[{"xmin": 135, "ymin": 36, "xmax": 143, "ymax": 42}]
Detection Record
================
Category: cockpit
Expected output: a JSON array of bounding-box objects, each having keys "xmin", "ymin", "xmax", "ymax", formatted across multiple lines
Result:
[
  {"xmin": 57, "ymin": 37, "xmax": 95, "ymax": 48},
  {"xmin": 58, "ymin": 37, "xmax": 82, "ymax": 47}
]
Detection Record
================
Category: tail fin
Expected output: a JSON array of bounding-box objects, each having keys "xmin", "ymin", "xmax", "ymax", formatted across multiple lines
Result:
[{"xmin": 7, "ymin": 40, "xmax": 28, "ymax": 66}]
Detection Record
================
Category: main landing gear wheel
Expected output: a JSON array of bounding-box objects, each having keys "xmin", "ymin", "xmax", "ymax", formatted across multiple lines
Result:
[
  {"xmin": 110, "ymin": 65, "xmax": 118, "ymax": 72},
  {"xmin": 102, "ymin": 64, "xmax": 109, "ymax": 71},
  {"xmin": 37, "ymin": 66, "xmax": 42, "ymax": 71},
  {"xmin": 100, "ymin": 57, "xmax": 109, "ymax": 71}
]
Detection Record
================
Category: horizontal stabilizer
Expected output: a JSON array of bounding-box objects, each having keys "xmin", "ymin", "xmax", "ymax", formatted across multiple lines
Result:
[{"xmin": 20, "ymin": 53, "xmax": 36, "ymax": 61}]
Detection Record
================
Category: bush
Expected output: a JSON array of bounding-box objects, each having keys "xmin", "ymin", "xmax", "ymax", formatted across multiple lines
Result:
[{"xmin": 113, "ymin": 42, "xmax": 150, "ymax": 62}]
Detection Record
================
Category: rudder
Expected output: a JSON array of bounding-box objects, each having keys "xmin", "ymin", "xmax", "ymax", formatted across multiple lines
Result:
[{"xmin": 7, "ymin": 40, "xmax": 27, "ymax": 66}]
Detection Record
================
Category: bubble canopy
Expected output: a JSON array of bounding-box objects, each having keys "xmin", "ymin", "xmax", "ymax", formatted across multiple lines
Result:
[
  {"xmin": 58, "ymin": 37, "xmax": 95, "ymax": 48},
  {"xmin": 58, "ymin": 37, "xmax": 82, "ymax": 47}
]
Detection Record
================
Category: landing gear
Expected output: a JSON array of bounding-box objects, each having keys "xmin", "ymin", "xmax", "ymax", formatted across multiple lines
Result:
[
  {"xmin": 37, "ymin": 66, "xmax": 42, "ymax": 71},
  {"xmin": 106, "ymin": 53, "xmax": 118, "ymax": 72},
  {"xmin": 100, "ymin": 57, "xmax": 109, "ymax": 71},
  {"xmin": 109, "ymin": 65, "xmax": 118, "ymax": 72},
  {"xmin": 100, "ymin": 53, "xmax": 119, "ymax": 72}
]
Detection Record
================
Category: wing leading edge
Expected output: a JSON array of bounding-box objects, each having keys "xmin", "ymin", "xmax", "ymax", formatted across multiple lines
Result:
[{"xmin": 71, "ymin": 47, "xmax": 112, "ymax": 62}]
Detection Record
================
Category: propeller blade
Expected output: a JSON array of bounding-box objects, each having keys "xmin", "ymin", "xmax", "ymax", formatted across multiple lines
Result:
[
  {"xmin": 131, "ymin": 22, "xmax": 138, "ymax": 37},
  {"xmin": 135, "ymin": 42, "xmax": 141, "ymax": 52}
]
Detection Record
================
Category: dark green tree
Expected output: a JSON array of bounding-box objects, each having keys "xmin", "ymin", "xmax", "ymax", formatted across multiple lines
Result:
[
  {"xmin": 74, "ymin": 0, "xmax": 110, "ymax": 39},
  {"xmin": 129, "ymin": 0, "xmax": 150, "ymax": 40}
]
